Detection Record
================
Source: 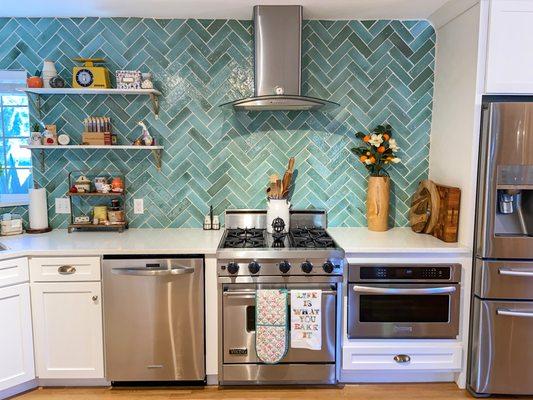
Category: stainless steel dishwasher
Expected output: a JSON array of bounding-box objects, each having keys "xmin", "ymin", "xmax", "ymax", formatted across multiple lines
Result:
[{"xmin": 102, "ymin": 255, "xmax": 205, "ymax": 383}]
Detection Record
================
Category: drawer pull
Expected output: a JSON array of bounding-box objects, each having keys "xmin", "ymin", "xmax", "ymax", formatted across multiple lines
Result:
[
  {"xmin": 497, "ymin": 309, "xmax": 533, "ymax": 318},
  {"xmin": 499, "ymin": 268, "xmax": 533, "ymax": 277},
  {"xmin": 92, "ymin": 295, "xmax": 98, "ymax": 301},
  {"xmin": 58, "ymin": 265, "xmax": 76, "ymax": 274},
  {"xmin": 394, "ymin": 354, "xmax": 411, "ymax": 363}
]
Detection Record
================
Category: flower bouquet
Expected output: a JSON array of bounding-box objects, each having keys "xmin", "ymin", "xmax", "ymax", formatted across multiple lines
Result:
[{"xmin": 351, "ymin": 124, "xmax": 401, "ymax": 231}]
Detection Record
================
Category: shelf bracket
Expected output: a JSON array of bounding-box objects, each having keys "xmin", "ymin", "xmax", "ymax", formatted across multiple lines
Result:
[
  {"xmin": 27, "ymin": 93, "xmax": 42, "ymax": 120},
  {"xmin": 151, "ymin": 148, "xmax": 162, "ymax": 172},
  {"xmin": 149, "ymin": 93, "xmax": 160, "ymax": 119}
]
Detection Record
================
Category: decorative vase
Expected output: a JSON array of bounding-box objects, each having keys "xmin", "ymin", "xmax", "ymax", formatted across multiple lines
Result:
[
  {"xmin": 42, "ymin": 60, "xmax": 57, "ymax": 89},
  {"xmin": 366, "ymin": 176, "xmax": 390, "ymax": 231}
]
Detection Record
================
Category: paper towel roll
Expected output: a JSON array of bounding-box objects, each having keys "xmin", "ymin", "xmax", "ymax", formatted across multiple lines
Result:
[{"xmin": 29, "ymin": 188, "xmax": 49, "ymax": 230}]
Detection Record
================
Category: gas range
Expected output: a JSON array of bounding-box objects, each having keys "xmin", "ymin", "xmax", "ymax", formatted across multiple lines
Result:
[
  {"xmin": 217, "ymin": 209, "xmax": 344, "ymax": 385},
  {"xmin": 216, "ymin": 210, "xmax": 345, "ymax": 277}
]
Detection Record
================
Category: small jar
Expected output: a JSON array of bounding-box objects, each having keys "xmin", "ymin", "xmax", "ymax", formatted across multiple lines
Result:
[
  {"xmin": 203, "ymin": 214, "xmax": 212, "ymax": 230},
  {"xmin": 212, "ymin": 215, "xmax": 220, "ymax": 230}
]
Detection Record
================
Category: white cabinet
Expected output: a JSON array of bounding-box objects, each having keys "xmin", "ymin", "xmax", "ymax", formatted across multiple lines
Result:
[
  {"xmin": 31, "ymin": 281, "xmax": 104, "ymax": 379},
  {"xmin": 485, "ymin": 0, "xmax": 533, "ymax": 93},
  {"xmin": 0, "ymin": 282, "xmax": 34, "ymax": 391}
]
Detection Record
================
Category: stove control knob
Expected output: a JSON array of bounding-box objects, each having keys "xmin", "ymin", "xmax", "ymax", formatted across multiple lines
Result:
[
  {"xmin": 323, "ymin": 261, "xmax": 335, "ymax": 273},
  {"xmin": 279, "ymin": 261, "xmax": 291, "ymax": 273},
  {"xmin": 248, "ymin": 261, "xmax": 261, "ymax": 274},
  {"xmin": 301, "ymin": 261, "xmax": 313, "ymax": 274},
  {"xmin": 227, "ymin": 262, "xmax": 239, "ymax": 275}
]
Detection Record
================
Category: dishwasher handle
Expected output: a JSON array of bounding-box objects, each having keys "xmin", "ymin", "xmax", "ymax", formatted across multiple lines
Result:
[{"xmin": 111, "ymin": 266, "xmax": 194, "ymax": 276}]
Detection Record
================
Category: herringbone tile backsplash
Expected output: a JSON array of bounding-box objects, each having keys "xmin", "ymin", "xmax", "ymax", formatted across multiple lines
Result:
[{"xmin": 0, "ymin": 18, "xmax": 435, "ymax": 228}]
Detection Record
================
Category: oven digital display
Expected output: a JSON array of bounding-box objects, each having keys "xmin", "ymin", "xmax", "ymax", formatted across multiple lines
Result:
[{"xmin": 360, "ymin": 266, "xmax": 451, "ymax": 280}]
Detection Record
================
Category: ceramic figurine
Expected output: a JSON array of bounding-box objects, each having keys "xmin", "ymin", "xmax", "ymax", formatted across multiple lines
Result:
[
  {"xmin": 137, "ymin": 121, "xmax": 154, "ymax": 146},
  {"xmin": 141, "ymin": 72, "xmax": 154, "ymax": 89}
]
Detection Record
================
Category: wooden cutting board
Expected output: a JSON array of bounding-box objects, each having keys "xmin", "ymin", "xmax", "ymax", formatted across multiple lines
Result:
[{"xmin": 409, "ymin": 180, "xmax": 460, "ymax": 242}]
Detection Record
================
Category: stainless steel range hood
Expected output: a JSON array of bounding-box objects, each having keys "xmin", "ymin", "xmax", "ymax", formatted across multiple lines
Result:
[{"xmin": 220, "ymin": 5, "xmax": 339, "ymax": 112}]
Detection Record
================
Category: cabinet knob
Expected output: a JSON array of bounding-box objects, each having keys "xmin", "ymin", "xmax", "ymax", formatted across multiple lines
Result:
[
  {"xmin": 58, "ymin": 265, "xmax": 76, "ymax": 274},
  {"xmin": 92, "ymin": 295, "xmax": 98, "ymax": 301},
  {"xmin": 393, "ymin": 354, "xmax": 411, "ymax": 363}
]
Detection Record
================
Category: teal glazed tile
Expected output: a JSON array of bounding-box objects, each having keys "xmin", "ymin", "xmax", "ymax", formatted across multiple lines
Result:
[{"xmin": 0, "ymin": 18, "xmax": 435, "ymax": 228}]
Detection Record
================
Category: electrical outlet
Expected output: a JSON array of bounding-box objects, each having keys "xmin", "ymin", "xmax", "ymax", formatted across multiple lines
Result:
[
  {"xmin": 133, "ymin": 198, "xmax": 144, "ymax": 214},
  {"xmin": 55, "ymin": 198, "xmax": 71, "ymax": 214}
]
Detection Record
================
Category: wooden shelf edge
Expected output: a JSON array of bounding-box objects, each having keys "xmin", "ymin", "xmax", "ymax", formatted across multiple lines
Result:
[
  {"xmin": 21, "ymin": 145, "xmax": 163, "ymax": 150},
  {"xmin": 66, "ymin": 192, "xmax": 125, "ymax": 197},
  {"xmin": 20, "ymin": 88, "xmax": 161, "ymax": 96}
]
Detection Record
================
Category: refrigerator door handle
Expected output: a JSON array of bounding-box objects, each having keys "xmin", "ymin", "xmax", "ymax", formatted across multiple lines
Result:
[
  {"xmin": 497, "ymin": 309, "xmax": 533, "ymax": 318},
  {"xmin": 498, "ymin": 268, "xmax": 533, "ymax": 277}
]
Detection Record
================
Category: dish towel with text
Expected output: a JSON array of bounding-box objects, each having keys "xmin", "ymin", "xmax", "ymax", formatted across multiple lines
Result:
[
  {"xmin": 255, "ymin": 289, "xmax": 288, "ymax": 364},
  {"xmin": 290, "ymin": 290, "xmax": 322, "ymax": 350}
]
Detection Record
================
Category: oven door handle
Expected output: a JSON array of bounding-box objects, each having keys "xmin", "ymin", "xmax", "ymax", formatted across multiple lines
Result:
[
  {"xmin": 223, "ymin": 290, "xmax": 337, "ymax": 296},
  {"xmin": 352, "ymin": 285, "xmax": 457, "ymax": 295}
]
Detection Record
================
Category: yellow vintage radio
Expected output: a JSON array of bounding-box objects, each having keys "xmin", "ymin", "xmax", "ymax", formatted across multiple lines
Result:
[{"xmin": 72, "ymin": 58, "xmax": 111, "ymax": 89}]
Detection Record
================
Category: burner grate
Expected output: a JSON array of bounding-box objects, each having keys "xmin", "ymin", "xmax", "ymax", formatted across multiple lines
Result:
[
  {"xmin": 223, "ymin": 228, "xmax": 266, "ymax": 248},
  {"xmin": 289, "ymin": 227, "xmax": 335, "ymax": 248}
]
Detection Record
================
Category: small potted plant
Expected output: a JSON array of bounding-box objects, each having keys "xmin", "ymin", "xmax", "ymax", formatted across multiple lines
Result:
[
  {"xmin": 29, "ymin": 123, "xmax": 42, "ymax": 145},
  {"xmin": 351, "ymin": 124, "xmax": 401, "ymax": 231},
  {"xmin": 27, "ymin": 70, "xmax": 43, "ymax": 88}
]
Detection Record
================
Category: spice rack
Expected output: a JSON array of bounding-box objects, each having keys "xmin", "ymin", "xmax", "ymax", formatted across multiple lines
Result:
[{"xmin": 66, "ymin": 171, "xmax": 128, "ymax": 233}]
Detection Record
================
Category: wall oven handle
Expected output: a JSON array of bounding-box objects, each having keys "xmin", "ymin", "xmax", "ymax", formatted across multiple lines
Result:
[
  {"xmin": 498, "ymin": 268, "xmax": 533, "ymax": 277},
  {"xmin": 497, "ymin": 309, "xmax": 533, "ymax": 318},
  {"xmin": 223, "ymin": 290, "xmax": 337, "ymax": 296},
  {"xmin": 352, "ymin": 285, "xmax": 456, "ymax": 295},
  {"xmin": 111, "ymin": 266, "xmax": 194, "ymax": 276}
]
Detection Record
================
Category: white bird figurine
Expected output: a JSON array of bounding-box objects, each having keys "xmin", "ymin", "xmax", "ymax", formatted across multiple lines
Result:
[{"xmin": 137, "ymin": 121, "xmax": 154, "ymax": 146}]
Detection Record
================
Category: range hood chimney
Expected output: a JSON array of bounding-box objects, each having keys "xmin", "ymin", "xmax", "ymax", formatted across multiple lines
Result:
[{"xmin": 220, "ymin": 5, "xmax": 339, "ymax": 112}]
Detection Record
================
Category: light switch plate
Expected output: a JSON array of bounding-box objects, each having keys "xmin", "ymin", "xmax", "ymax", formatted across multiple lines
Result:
[
  {"xmin": 133, "ymin": 198, "xmax": 144, "ymax": 214},
  {"xmin": 55, "ymin": 198, "xmax": 71, "ymax": 214}
]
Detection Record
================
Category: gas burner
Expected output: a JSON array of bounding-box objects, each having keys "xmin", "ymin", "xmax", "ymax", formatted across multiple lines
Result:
[
  {"xmin": 223, "ymin": 228, "xmax": 266, "ymax": 248},
  {"xmin": 271, "ymin": 232, "xmax": 287, "ymax": 248},
  {"xmin": 290, "ymin": 227, "xmax": 335, "ymax": 248}
]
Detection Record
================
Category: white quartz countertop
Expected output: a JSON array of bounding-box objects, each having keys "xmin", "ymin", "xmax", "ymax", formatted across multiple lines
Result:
[
  {"xmin": 327, "ymin": 227, "xmax": 470, "ymax": 255},
  {"xmin": 0, "ymin": 227, "xmax": 470, "ymax": 261},
  {"xmin": 0, "ymin": 228, "xmax": 224, "ymax": 259}
]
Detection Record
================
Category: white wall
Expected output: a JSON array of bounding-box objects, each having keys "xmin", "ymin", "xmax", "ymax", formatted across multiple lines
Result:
[{"xmin": 428, "ymin": 1, "xmax": 483, "ymax": 248}]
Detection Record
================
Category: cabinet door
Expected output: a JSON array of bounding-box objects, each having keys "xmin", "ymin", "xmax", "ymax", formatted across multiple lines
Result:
[
  {"xmin": 31, "ymin": 282, "xmax": 103, "ymax": 379},
  {"xmin": 0, "ymin": 283, "xmax": 35, "ymax": 391},
  {"xmin": 486, "ymin": 0, "xmax": 533, "ymax": 93}
]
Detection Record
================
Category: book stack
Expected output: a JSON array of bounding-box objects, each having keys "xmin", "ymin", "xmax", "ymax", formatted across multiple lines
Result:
[{"xmin": 82, "ymin": 117, "xmax": 116, "ymax": 145}]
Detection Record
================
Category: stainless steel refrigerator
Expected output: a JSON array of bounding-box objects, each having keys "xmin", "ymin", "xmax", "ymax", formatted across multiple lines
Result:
[{"xmin": 469, "ymin": 99, "xmax": 533, "ymax": 396}]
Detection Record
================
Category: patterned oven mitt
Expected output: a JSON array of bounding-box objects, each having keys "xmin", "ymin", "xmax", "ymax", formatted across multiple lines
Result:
[{"xmin": 255, "ymin": 289, "xmax": 288, "ymax": 364}]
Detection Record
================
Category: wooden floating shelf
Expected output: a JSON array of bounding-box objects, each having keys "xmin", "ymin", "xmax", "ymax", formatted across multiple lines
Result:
[
  {"xmin": 19, "ymin": 88, "xmax": 161, "ymax": 118},
  {"xmin": 22, "ymin": 145, "xmax": 163, "ymax": 171},
  {"xmin": 66, "ymin": 192, "xmax": 126, "ymax": 197},
  {"xmin": 21, "ymin": 145, "xmax": 163, "ymax": 150},
  {"xmin": 20, "ymin": 88, "xmax": 161, "ymax": 96}
]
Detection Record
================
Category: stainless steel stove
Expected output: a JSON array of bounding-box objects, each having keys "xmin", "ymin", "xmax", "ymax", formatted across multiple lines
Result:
[{"xmin": 217, "ymin": 210, "xmax": 345, "ymax": 385}]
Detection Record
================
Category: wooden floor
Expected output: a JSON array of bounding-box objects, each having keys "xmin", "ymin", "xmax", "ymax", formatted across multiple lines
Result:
[{"xmin": 13, "ymin": 383, "xmax": 525, "ymax": 400}]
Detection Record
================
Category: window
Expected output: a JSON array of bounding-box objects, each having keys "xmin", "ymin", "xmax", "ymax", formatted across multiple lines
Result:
[{"xmin": 0, "ymin": 70, "xmax": 32, "ymax": 206}]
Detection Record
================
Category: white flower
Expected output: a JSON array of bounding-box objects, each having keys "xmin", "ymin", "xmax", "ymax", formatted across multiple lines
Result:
[
  {"xmin": 368, "ymin": 134, "xmax": 383, "ymax": 147},
  {"xmin": 389, "ymin": 138, "xmax": 399, "ymax": 152},
  {"xmin": 391, "ymin": 157, "xmax": 401, "ymax": 164},
  {"xmin": 364, "ymin": 158, "xmax": 372, "ymax": 165}
]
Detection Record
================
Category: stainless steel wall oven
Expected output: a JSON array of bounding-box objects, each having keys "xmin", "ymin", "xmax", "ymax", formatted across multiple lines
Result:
[{"xmin": 348, "ymin": 264, "xmax": 461, "ymax": 339}]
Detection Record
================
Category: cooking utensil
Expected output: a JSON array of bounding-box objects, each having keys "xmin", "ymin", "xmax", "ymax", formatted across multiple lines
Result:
[
  {"xmin": 267, "ymin": 174, "xmax": 279, "ymax": 198},
  {"xmin": 281, "ymin": 157, "xmax": 295, "ymax": 198}
]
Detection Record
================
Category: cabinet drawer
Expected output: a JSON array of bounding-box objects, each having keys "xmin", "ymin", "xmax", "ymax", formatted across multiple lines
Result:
[
  {"xmin": 0, "ymin": 257, "xmax": 28, "ymax": 288},
  {"xmin": 30, "ymin": 257, "xmax": 101, "ymax": 282},
  {"xmin": 342, "ymin": 344, "xmax": 462, "ymax": 371}
]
